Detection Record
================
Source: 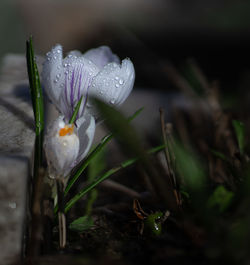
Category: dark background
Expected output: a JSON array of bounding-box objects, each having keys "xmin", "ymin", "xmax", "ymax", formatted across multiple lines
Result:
[{"xmin": 1, "ymin": 0, "xmax": 250, "ymax": 93}]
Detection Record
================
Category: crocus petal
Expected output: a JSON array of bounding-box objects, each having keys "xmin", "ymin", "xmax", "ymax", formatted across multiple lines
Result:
[
  {"xmin": 42, "ymin": 45, "xmax": 64, "ymax": 109},
  {"xmin": 83, "ymin": 46, "xmax": 120, "ymax": 69},
  {"xmin": 44, "ymin": 116, "xmax": 80, "ymax": 178},
  {"xmin": 59, "ymin": 57, "xmax": 99, "ymax": 121},
  {"xmin": 89, "ymin": 58, "xmax": 135, "ymax": 106},
  {"xmin": 66, "ymin": 50, "xmax": 82, "ymax": 58},
  {"xmin": 75, "ymin": 114, "xmax": 95, "ymax": 165}
]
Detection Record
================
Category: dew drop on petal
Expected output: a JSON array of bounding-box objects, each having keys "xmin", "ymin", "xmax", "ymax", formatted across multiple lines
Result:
[
  {"xmin": 119, "ymin": 78, "xmax": 124, "ymax": 85},
  {"xmin": 115, "ymin": 84, "xmax": 120, "ymax": 88}
]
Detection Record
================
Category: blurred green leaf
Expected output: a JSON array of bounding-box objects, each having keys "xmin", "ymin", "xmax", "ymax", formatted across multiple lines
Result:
[
  {"xmin": 207, "ymin": 185, "xmax": 234, "ymax": 213},
  {"xmin": 94, "ymin": 99, "xmax": 144, "ymax": 158},
  {"xmin": 26, "ymin": 36, "xmax": 44, "ymax": 178},
  {"xmin": 88, "ymin": 146, "xmax": 106, "ymax": 182},
  {"xmin": 69, "ymin": 216, "xmax": 94, "ymax": 232},
  {"xmin": 232, "ymin": 120, "xmax": 246, "ymax": 154},
  {"xmin": 174, "ymin": 142, "xmax": 206, "ymax": 192},
  {"xmin": 69, "ymin": 95, "xmax": 83, "ymax": 124}
]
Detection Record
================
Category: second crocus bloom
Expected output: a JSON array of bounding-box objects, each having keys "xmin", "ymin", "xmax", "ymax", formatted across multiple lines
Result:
[{"xmin": 44, "ymin": 115, "xmax": 95, "ymax": 178}]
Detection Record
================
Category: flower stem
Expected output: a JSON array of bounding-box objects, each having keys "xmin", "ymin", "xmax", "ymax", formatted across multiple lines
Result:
[{"xmin": 56, "ymin": 178, "xmax": 66, "ymax": 249}]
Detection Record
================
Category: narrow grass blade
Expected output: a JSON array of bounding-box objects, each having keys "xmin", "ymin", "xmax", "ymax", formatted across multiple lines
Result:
[
  {"xmin": 64, "ymin": 144, "xmax": 166, "ymax": 213},
  {"xmin": 69, "ymin": 95, "xmax": 83, "ymax": 124},
  {"xmin": 26, "ymin": 36, "xmax": 44, "ymax": 178}
]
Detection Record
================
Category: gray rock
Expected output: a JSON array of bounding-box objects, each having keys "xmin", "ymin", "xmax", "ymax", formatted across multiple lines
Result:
[
  {"xmin": 0, "ymin": 155, "xmax": 28, "ymax": 265},
  {"xmin": 0, "ymin": 54, "xmax": 37, "ymax": 264}
]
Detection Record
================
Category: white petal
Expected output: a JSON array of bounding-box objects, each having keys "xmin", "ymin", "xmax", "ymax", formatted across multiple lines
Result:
[
  {"xmin": 75, "ymin": 114, "xmax": 95, "ymax": 164},
  {"xmin": 44, "ymin": 116, "xmax": 80, "ymax": 177},
  {"xmin": 59, "ymin": 57, "xmax": 99, "ymax": 121},
  {"xmin": 83, "ymin": 46, "xmax": 120, "ymax": 69},
  {"xmin": 42, "ymin": 45, "xmax": 64, "ymax": 109},
  {"xmin": 89, "ymin": 58, "xmax": 135, "ymax": 106}
]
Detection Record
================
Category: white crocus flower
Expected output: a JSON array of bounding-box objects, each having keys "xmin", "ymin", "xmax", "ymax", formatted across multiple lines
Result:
[
  {"xmin": 44, "ymin": 115, "xmax": 95, "ymax": 178},
  {"xmin": 42, "ymin": 44, "xmax": 134, "ymax": 178},
  {"xmin": 42, "ymin": 45, "xmax": 135, "ymax": 121}
]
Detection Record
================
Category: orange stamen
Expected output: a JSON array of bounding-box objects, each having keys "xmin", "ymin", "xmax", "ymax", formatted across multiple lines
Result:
[{"xmin": 59, "ymin": 124, "xmax": 74, "ymax": 136}]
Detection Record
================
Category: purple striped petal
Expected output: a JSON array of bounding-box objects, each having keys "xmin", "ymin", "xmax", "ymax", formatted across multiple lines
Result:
[
  {"xmin": 59, "ymin": 57, "xmax": 99, "ymax": 121},
  {"xmin": 89, "ymin": 59, "xmax": 135, "ymax": 106},
  {"xmin": 75, "ymin": 114, "xmax": 95, "ymax": 165},
  {"xmin": 42, "ymin": 44, "xmax": 64, "ymax": 110}
]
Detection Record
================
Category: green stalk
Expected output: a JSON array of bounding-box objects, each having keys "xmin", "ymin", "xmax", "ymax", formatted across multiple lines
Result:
[
  {"xmin": 26, "ymin": 36, "xmax": 44, "ymax": 178},
  {"xmin": 69, "ymin": 95, "xmax": 83, "ymax": 124}
]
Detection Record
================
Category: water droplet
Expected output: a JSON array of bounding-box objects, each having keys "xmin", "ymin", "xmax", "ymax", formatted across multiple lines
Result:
[
  {"xmin": 57, "ymin": 65, "xmax": 61, "ymax": 70},
  {"xmin": 57, "ymin": 49, "xmax": 61, "ymax": 54},
  {"xmin": 56, "ymin": 73, "xmax": 61, "ymax": 78},
  {"xmin": 119, "ymin": 79, "xmax": 124, "ymax": 85},
  {"xmin": 53, "ymin": 56, "xmax": 57, "ymax": 60},
  {"xmin": 115, "ymin": 84, "xmax": 120, "ymax": 88},
  {"xmin": 62, "ymin": 141, "xmax": 67, "ymax": 146},
  {"xmin": 63, "ymin": 63, "xmax": 68, "ymax": 67},
  {"xmin": 110, "ymin": 99, "xmax": 115, "ymax": 104},
  {"xmin": 54, "ymin": 79, "xmax": 58, "ymax": 83},
  {"xmin": 115, "ymin": 76, "xmax": 119, "ymax": 80},
  {"xmin": 46, "ymin": 52, "xmax": 51, "ymax": 57},
  {"xmin": 47, "ymin": 57, "xmax": 51, "ymax": 61},
  {"xmin": 60, "ymin": 83, "xmax": 64, "ymax": 88}
]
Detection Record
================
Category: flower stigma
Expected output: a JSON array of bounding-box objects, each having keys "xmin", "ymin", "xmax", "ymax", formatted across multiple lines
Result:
[{"xmin": 59, "ymin": 124, "xmax": 74, "ymax": 137}]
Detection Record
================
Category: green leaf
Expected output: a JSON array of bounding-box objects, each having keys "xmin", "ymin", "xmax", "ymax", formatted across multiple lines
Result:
[
  {"xmin": 232, "ymin": 120, "xmax": 246, "ymax": 154},
  {"xmin": 64, "ymin": 144, "xmax": 166, "ymax": 213},
  {"xmin": 69, "ymin": 95, "xmax": 83, "ymax": 124},
  {"xmin": 207, "ymin": 185, "xmax": 234, "ymax": 213},
  {"xmin": 69, "ymin": 216, "xmax": 94, "ymax": 232},
  {"xmin": 26, "ymin": 36, "xmax": 44, "ymax": 178},
  {"xmin": 144, "ymin": 212, "xmax": 163, "ymax": 236}
]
